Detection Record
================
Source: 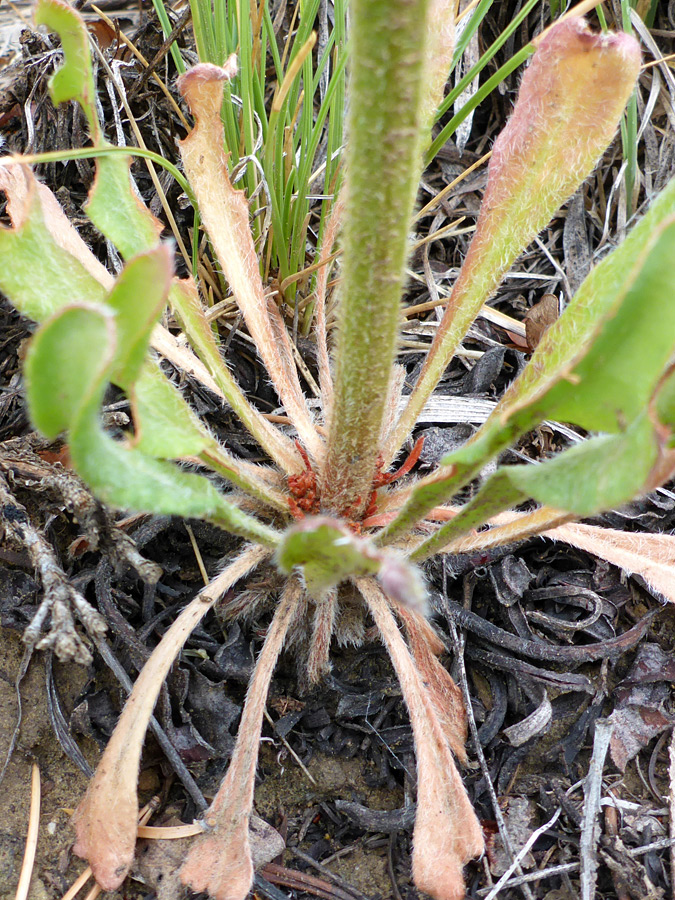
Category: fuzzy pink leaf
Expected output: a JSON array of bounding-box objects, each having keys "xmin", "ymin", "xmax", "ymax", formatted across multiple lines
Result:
[
  {"xmin": 72, "ymin": 546, "xmax": 267, "ymax": 890},
  {"xmin": 177, "ymin": 64, "xmax": 323, "ymax": 463},
  {"xmin": 358, "ymin": 578, "xmax": 483, "ymax": 900},
  {"xmin": 389, "ymin": 16, "xmax": 641, "ymax": 459},
  {"xmin": 543, "ymin": 521, "xmax": 675, "ymax": 604},
  {"xmin": 180, "ymin": 579, "xmax": 303, "ymax": 900}
]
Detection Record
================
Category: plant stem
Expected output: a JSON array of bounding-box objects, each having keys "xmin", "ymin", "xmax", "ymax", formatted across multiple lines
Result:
[{"xmin": 321, "ymin": 0, "xmax": 431, "ymax": 514}]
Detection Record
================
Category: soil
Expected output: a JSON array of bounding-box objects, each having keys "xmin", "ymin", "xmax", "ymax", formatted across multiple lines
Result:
[
  {"xmin": 0, "ymin": 633, "xmax": 95, "ymax": 900},
  {"xmin": 2, "ymin": 2, "xmax": 675, "ymax": 900}
]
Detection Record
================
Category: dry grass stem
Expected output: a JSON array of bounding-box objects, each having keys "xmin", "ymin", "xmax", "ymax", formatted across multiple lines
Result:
[{"xmin": 14, "ymin": 763, "xmax": 40, "ymax": 900}]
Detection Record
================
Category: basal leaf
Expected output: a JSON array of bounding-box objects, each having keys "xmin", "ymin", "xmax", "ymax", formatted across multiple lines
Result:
[
  {"xmin": 413, "ymin": 411, "xmax": 672, "ymax": 561},
  {"xmin": 388, "ymin": 17, "xmax": 641, "ymax": 458},
  {"xmin": 277, "ymin": 517, "xmax": 425, "ymax": 609},
  {"xmin": 178, "ymin": 64, "xmax": 323, "ymax": 464},
  {"xmin": 379, "ymin": 185, "xmax": 675, "ymax": 544},
  {"xmin": 85, "ymin": 155, "xmax": 164, "ymax": 257},
  {"xmin": 168, "ymin": 279, "xmax": 303, "ymax": 474},
  {"xmin": 34, "ymin": 0, "xmax": 100, "ymax": 139},
  {"xmin": 132, "ymin": 362, "xmax": 212, "ymax": 458},
  {"xmin": 0, "ymin": 168, "xmax": 108, "ymax": 321},
  {"xmin": 504, "ymin": 202, "xmax": 675, "ymax": 433},
  {"xmin": 132, "ymin": 362, "xmax": 289, "ymax": 512},
  {"xmin": 106, "ymin": 244, "xmax": 173, "ymax": 388},
  {"xmin": 25, "ymin": 305, "xmax": 115, "ymax": 437},
  {"xmin": 25, "ymin": 306, "xmax": 280, "ymax": 547}
]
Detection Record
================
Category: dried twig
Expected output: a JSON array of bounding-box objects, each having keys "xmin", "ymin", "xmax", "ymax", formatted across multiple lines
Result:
[
  {"xmin": 0, "ymin": 472, "xmax": 106, "ymax": 663},
  {"xmin": 0, "ymin": 645, "xmax": 32, "ymax": 789},
  {"xmin": 484, "ymin": 809, "xmax": 561, "ymax": 900},
  {"xmin": 580, "ymin": 718, "xmax": 613, "ymax": 900}
]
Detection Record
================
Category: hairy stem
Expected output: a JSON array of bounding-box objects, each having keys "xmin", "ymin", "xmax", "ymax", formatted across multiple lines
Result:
[{"xmin": 320, "ymin": 0, "xmax": 431, "ymax": 514}]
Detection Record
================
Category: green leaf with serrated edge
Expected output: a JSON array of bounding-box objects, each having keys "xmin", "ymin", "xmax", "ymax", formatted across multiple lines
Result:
[
  {"xmin": 412, "ymin": 414, "xmax": 663, "ymax": 562},
  {"xmin": 0, "ymin": 173, "xmax": 288, "ymax": 502},
  {"xmin": 85, "ymin": 158, "xmax": 297, "ymax": 468},
  {"xmin": 446, "ymin": 206, "xmax": 675, "ymax": 455},
  {"xmin": 378, "ymin": 180, "xmax": 675, "ymax": 545},
  {"xmin": 450, "ymin": 205, "xmax": 675, "ymax": 453},
  {"xmin": 25, "ymin": 305, "xmax": 280, "ymax": 548},
  {"xmin": 106, "ymin": 245, "xmax": 173, "ymax": 388},
  {"xmin": 0, "ymin": 178, "xmax": 108, "ymax": 321},
  {"xmin": 71, "ymin": 417, "xmax": 279, "ymax": 547},
  {"xmin": 34, "ymin": 0, "xmax": 100, "ymax": 140},
  {"xmin": 85, "ymin": 154, "xmax": 164, "ymax": 257},
  {"xmin": 276, "ymin": 517, "xmax": 426, "ymax": 609}
]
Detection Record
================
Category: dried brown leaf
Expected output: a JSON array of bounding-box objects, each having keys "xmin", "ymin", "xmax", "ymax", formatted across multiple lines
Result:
[
  {"xmin": 524, "ymin": 293, "xmax": 559, "ymax": 351},
  {"xmin": 358, "ymin": 578, "xmax": 483, "ymax": 900},
  {"xmin": 609, "ymin": 695, "xmax": 672, "ymax": 772},
  {"xmin": 397, "ymin": 605, "xmax": 468, "ymax": 763},
  {"xmin": 314, "ymin": 194, "xmax": 343, "ymax": 409},
  {"xmin": 180, "ymin": 578, "xmax": 303, "ymax": 900},
  {"xmin": 73, "ymin": 546, "xmax": 268, "ymax": 890},
  {"xmin": 177, "ymin": 64, "xmax": 323, "ymax": 463}
]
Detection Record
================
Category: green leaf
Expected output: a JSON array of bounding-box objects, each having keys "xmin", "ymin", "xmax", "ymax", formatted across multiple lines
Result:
[
  {"xmin": 655, "ymin": 367, "xmax": 675, "ymax": 432},
  {"xmin": 25, "ymin": 304, "xmax": 115, "ymax": 437},
  {"xmin": 132, "ymin": 362, "xmax": 212, "ymax": 458},
  {"xmin": 106, "ymin": 245, "xmax": 173, "ymax": 388},
  {"xmin": 0, "ymin": 176, "xmax": 108, "ymax": 321},
  {"xmin": 412, "ymin": 413, "xmax": 666, "ymax": 561},
  {"xmin": 277, "ymin": 517, "xmax": 426, "ymax": 609},
  {"xmin": 540, "ymin": 219, "xmax": 675, "ymax": 431},
  {"xmin": 379, "ymin": 182, "xmax": 675, "ymax": 544},
  {"xmin": 85, "ymin": 155, "xmax": 164, "ymax": 257},
  {"xmin": 34, "ymin": 0, "xmax": 100, "ymax": 140},
  {"xmin": 25, "ymin": 305, "xmax": 280, "ymax": 548},
  {"xmin": 452, "ymin": 201, "xmax": 675, "ymax": 453}
]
